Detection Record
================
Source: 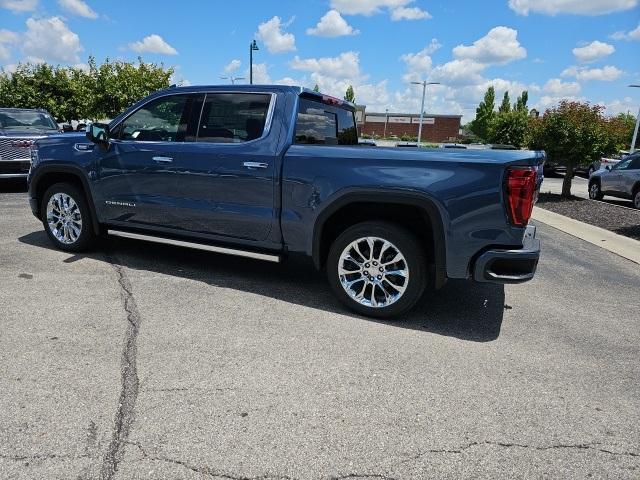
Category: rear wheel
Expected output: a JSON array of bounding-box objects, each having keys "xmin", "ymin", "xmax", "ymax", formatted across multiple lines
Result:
[
  {"xmin": 589, "ymin": 181, "xmax": 604, "ymax": 200},
  {"xmin": 41, "ymin": 182, "xmax": 96, "ymax": 252},
  {"xmin": 633, "ymin": 189, "xmax": 640, "ymax": 209},
  {"xmin": 326, "ymin": 221, "xmax": 427, "ymax": 318}
]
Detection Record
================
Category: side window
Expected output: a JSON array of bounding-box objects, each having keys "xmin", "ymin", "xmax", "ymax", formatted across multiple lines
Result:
[
  {"xmin": 629, "ymin": 155, "xmax": 640, "ymax": 170},
  {"xmin": 295, "ymin": 98, "xmax": 357, "ymax": 145},
  {"xmin": 613, "ymin": 157, "xmax": 633, "ymax": 170},
  {"xmin": 117, "ymin": 95, "xmax": 193, "ymax": 142},
  {"xmin": 197, "ymin": 93, "xmax": 271, "ymax": 143}
]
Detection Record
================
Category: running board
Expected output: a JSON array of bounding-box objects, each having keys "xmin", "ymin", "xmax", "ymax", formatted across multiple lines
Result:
[{"xmin": 107, "ymin": 229, "xmax": 281, "ymax": 263}]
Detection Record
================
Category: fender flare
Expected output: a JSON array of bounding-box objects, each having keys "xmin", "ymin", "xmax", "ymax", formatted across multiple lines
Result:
[
  {"xmin": 29, "ymin": 164, "xmax": 101, "ymax": 235},
  {"xmin": 311, "ymin": 188, "xmax": 447, "ymax": 285}
]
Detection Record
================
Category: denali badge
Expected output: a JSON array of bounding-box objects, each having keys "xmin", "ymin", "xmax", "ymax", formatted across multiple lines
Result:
[{"xmin": 105, "ymin": 200, "xmax": 136, "ymax": 207}]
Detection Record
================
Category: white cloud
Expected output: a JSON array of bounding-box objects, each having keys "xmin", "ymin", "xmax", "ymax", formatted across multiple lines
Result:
[
  {"xmin": 453, "ymin": 26, "xmax": 527, "ymax": 65},
  {"xmin": 572, "ymin": 40, "xmax": 615, "ymax": 62},
  {"xmin": 256, "ymin": 16, "xmax": 296, "ymax": 53},
  {"xmin": 508, "ymin": 0, "xmax": 638, "ymax": 16},
  {"xmin": 58, "ymin": 0, "xmax": 97, "ymax": 19},
  {"xmin": 307, "ymin": 10, "xmax": 359, "ymax": 37},
  {"xmin": 562, "ymin": 65, "xmax": 624, "ymax": 81},
  {"xmin": 128, "ymin": 34, "xmax": 177, "ymax": 55},
  {"xmin": 611, "ymin": 23, "xmax": 640, "ymax": 41},
  {"xmin": 290, "ymin": 51, "xmax": 361, "ymax": 78},
  {"xmin": 23, "ymin": 17, "xmax": 83, "ymax": 63},
  {"xmin": 248, "ymin": 62, "xmax": 271, "ymax": 83},
  {"xmin": 601, "ymin": 96, "xmax": 636, "ymax": 115},
  {"xmin": 223, "ymin": 59, "xmax": 241, "ymax": 73},
  {"xmin": 390, "ymin": 6, "xmax": 432, "ymax": 20},
  {"xmin": 0, "ymin": 28, "xmax": 18, "ymax": 60},
  {"xmin": 429, "ymin": 59, "xmax": 486, "ymax": 86},
  {"xmin": 330, "ymin": 0, "xmax": 431, "ymax": 21},
  {"xmin": 400, "ymin": 39, "xmax": 441, "ymax": 82},
  {"xmin": 0, "ymin": 0, "xmax": 37, "ymax": 12},
  {"xmin": 330, "ymin": 0, "xmax": 410, "ymax": 15},
  {"xmin": 543, "ymin": 77, "xmax": 581, "ymax": 96}
]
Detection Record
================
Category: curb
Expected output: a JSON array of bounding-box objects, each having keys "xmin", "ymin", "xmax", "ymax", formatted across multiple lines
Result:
[{"xmin": 532, "ymin": 207, "xmax": 640, "ymax": 265}]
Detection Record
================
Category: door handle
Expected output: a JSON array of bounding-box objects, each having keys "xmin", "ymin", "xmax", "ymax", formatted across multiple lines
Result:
[
  {"xmin": 152, "ymin": 156, "xmax": 173, "ymax": 163},
  {"xmin": 243, "ymin": 162, "xmax": 269, "ymax": 169}
]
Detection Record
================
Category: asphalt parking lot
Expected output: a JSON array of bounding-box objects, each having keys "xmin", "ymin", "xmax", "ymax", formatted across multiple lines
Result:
[{"xmin": 1, "ymin": 186, "xmax": 639, "ymax": 479}]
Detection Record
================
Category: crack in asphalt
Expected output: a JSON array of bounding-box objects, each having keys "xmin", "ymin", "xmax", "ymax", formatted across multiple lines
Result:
[
  {"xmin": 98, "ymin": 255, "xmax": 142, "ymax": 480},
  {"xmin": 401, "ymin": 440, "xmax": 640, "ymax": 463},
  {"xmin": 126, "ymin": 441, "xmax": 294, "ymax": 480}
]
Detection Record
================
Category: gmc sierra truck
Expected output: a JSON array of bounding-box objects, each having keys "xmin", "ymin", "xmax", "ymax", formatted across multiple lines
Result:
[{"xmin": 27, "ymin": 85, "xmax": 542, "ymax": 318}]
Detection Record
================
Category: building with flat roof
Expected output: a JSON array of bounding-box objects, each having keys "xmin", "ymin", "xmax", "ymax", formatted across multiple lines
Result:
[{"xmin": 355, "ymin": 106, "xmax": 462, "ymax": 143}]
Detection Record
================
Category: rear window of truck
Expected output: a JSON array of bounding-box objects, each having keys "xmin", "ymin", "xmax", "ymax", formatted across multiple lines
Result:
[{"xmin": 295, "ymin": 98, "xmax": 357, "ymax": 146}]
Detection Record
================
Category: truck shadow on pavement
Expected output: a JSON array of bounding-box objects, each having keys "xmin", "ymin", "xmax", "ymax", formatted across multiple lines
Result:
[{"xmin": 19, "ymin": 230, "xmax": 505, "ymax": 342}]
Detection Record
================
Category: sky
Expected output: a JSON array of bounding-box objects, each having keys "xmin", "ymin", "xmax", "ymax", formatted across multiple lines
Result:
[{"xmin": 0, "ymin": 0, "xmax": 639, "ymax": 122}]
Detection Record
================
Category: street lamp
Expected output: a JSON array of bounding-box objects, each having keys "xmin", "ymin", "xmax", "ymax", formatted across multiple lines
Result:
[
  {"xmin": 220, "ymin": 76, "xmax": 245, "ymax": 85},
  {"xmin": 629, "ymin": 84, "xmax": 640, "ymax": 153},
  {"xmin": 411, "ymin": 80, "xmax": 440, "ymax": 146},
  {"xmin": 249, "ymin": 40, "xmax": 259, "ymax": 85}
]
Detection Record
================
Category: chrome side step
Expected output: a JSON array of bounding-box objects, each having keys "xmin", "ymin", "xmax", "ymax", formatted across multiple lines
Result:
[{"xmin": 107, "ymin": 229, "xmax": 281, "ymax": 263}]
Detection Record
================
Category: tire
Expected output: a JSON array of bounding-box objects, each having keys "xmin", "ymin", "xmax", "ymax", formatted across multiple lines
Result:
[
  {"xmin": 633, "ymin": 189, "xmax": 640, "ymax": 209},
  {"xmin": 589, "ymin": 181, "xmax": 604, "ymax": 200},
  {"xmin": 41, "ymin": 182, "xmax": 96, "ymax": 252},
  {"xmin": 326, "ymin": 221, "xmax": 427, "ymax": 319}
]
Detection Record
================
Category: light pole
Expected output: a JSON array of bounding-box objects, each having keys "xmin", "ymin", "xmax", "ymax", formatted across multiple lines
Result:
[
  {"xmin": 411, "ymin": 80, "xmax": 440, "ymax": 146},
  {"xmin": 249, "ymin": 40, "xmax": 259, "ymax": 85},
  {"xmin": 629, "ymin": 84, "xmax": 640, "ymax": 153},
  {"xmin": 383, "ymin": 108, "xmax": 389, "ymax": 138},
  {"xmin": 220, "ymin": 76, "xmax": 245, "ymax": 85}
]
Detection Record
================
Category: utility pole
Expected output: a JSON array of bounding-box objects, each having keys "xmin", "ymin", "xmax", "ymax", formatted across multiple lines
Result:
[
  {"xmin": 629, "ymin": 85, "xmax": 640, "ymax": 153},
  {"xmin": 249, "ymin": 40, "xmax": 259, "ymax": 85},
  {"xmin": 410, "ymin": 80, "xmax": 440, "ymax": 146},
  {"xmin": 220, "ymin": 76, "xmax": 245, "ymax": 84},
  {"xmin": 383, "ymin": 108, "xmax": 389, "ymax": 138}
]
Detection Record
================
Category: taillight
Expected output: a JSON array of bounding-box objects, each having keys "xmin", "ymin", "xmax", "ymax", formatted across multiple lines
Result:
[{"xmin": 506, "ymin": 167, "xmax": 537, "ymax": 226}]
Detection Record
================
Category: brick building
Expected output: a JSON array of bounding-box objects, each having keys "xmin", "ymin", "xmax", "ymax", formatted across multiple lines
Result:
[{"xmin": 355, "ymin": 107, "xmax": 462, "ymax": 143}]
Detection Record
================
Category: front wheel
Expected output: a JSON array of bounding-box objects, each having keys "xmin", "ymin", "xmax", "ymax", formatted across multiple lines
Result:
[
  {"xmin": 41, "ymin": 182, "xmax": 96, "ymax": 252},
  {"xmin": 633, "ymin": 189, "xmax": 640, "ymax": 209},
  {"xmin": 589, "ymin": 182, "xmax": 604, "ymax": 200},
  {"xmin": 326, "ymin": 221, "xmax": 427, "ymax": 318}
]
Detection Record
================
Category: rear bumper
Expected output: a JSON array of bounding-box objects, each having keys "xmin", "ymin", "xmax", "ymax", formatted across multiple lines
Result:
[{"xmin": 473, "ymin": 225, "xmax": 540, "ymax": 284}]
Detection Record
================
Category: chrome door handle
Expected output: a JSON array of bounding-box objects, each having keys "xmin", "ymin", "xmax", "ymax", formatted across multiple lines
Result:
[
  {"xmin": 152, "ymin": 156, "xmax": 173, "ymax": 163},
  {"xmin": 243, "ymin": 162, "xmax": 269, "ymax": 169}
]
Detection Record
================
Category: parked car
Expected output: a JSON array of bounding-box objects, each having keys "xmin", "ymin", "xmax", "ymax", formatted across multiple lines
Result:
[
  {"xmin": 28, "ymin": 85, "xmax": 542, "ymax": 318},
  {"xmin": 358, "ymin": 139, "xmax": 376, "ymax": 147},
  {"xmin": 588, "ymin": 152, "xmax": 640, "ymax": 208},
  {"xmin": 0, "ymin": 108, "xmax": 60, "ymax": 179},
  {"xmin": 587, "ymin": 155, "xmax": 623, "ymax": 177}
]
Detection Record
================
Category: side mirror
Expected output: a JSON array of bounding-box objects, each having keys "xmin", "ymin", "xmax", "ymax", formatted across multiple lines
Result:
[
  {"xmin": 62, "ymin": 124, "xmax": 74, "ymax": 133},
  {"xmin": 86, "ymin": 122, "xmax": 110, "ymax": 144},
  {"xmin": 605, "ymin": 165, "xmax": 611, "ymax": 171}
]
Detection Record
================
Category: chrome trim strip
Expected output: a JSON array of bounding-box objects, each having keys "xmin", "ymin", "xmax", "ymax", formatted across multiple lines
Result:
[
  {"xmin": 107, "ymin": 229, "xmax": 281, "ymax": 263},
  {"xmin": 0, "ymin": 157, "xmax": 30, "ymax": 162},
  {"xmin": 0, "ymin": 173, "xmax": 28, "ymax": 178}
]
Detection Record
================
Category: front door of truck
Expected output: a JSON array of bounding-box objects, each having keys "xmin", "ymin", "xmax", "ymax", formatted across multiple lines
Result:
[{"xmin": 96, "ymin": 93, "xmax": 203, "ymax": 230}]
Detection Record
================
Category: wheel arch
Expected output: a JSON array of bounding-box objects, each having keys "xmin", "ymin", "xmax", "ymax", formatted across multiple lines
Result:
[
  {"xmin": 30, "ymin": 165, "xmax": 100, "ymax": 235},
  {"xmin": 311, "ymin": 189, "xmax": 447, "ymax": 288}
]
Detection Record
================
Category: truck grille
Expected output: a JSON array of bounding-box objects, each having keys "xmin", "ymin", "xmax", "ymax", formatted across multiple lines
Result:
[{"xmin": 0, "ymin": 137, "xmax": 43, "ymax": 162}]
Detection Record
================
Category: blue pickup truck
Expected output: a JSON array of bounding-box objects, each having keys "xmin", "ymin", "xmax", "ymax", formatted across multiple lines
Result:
[{"xmin": 28, "ymin": 85, "xmax": 542, "ymax": 318}]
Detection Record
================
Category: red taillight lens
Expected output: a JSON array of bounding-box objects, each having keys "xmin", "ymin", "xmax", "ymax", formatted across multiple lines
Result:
[{"xmin": 506, "ymin": 167, "xmax": 537, "ymax": 226}]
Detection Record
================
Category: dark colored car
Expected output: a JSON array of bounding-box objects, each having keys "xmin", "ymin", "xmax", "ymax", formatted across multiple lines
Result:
[
  {"xmin": 28, "ymin": 85, "xmax": 542, "ymax": 318},
  {"xmin": 0, "ymin": 108, "xmax": 60, "ymax": 179}
]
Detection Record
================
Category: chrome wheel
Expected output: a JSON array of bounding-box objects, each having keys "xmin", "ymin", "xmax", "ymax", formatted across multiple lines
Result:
[
  {"xmin": 634, "ymin": 191, "xmax": 640, "ymax": 209},
  {"xmin": 589, "ymin": 184, "xmax": 600, "ymax": 199},
  {"xmin": 46, "ymin": 193, "xmax": 83, "ymax": 244},
  {"xmin": 338, "ymin": 236, "xmax": 409, "ymax": 308}
]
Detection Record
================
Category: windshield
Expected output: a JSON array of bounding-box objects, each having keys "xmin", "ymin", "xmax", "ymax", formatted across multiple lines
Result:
[{"xmin": 0, "ymin": 110, "xmax": 58, "ymax": 130}]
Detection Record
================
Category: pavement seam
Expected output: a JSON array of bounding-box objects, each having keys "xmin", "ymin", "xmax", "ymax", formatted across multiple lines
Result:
[{"xmin": 98, "ymin": 254, "xmax": 142, "ymax": 480}]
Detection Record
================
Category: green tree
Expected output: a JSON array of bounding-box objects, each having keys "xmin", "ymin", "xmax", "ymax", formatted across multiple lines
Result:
[
  {"xmin": 514, "ymin": 91, "xmax": 528, "ymax": 113},
  {"xmin": 499, "ymin": 91, "xmax": 511, "ymax": 113},
  {"xmin": 528, "ymin": 101, "xmax": 618, "ymax": 197},
  {"xmin": 344, "ymin": 85, "xmax": 355, "ymax": 103},
  {"xmin": 0, "ymin": 57, "xmax": 173, "ymax": 122},
  {"xmin": 313, "ymin": 84, "xmax": 320, "ymax": 92},
  {"xmin": 488, "ymin": 110, "xmax": 529, "ymax": 148},
  {"xmin": 469, "ymin": 86, "xmax": 495, "ymax": 141}
]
